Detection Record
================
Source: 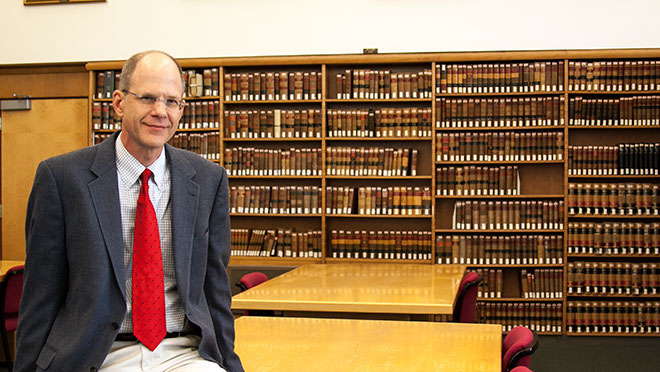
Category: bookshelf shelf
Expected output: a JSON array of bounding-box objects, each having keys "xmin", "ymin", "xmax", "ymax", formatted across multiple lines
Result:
[
  {"xmin": 325, "ymin": 258, "xmax": 432, "ymax": 264},
  {"xmin": 326, "ymin": 176, "xmax": 432, "ymax": 180},
  {"xmin": 435, "ymin": 229, "xmax": 564, "ymax": 233},
  {"xmin": 435, "ymin": 160, "xmax": 564, "ymax": 165},
  {"xmin": 567, "ymin": 125, "xmax": 660, "ymax": 130},
  {"xmin": 465, "ymin": 264, "xmax": 565, "ymax": 268},
  {"xmin": 478, "ymin": 297, "xmax": 564, "ymax": 302},
  {"xmin": 567, "ymin": 293, "xmax": 660, "ymax": 299},
  {"xmin": 434, "ymin": 126, "xmax": 565, "ymax": 131},
  {"xmin": 568, "ymin": 214, "xmax": 660, "ymax": 219},
  {"xmin": 568, "ymin": 175, "xmax": 660, "ymax": 179},
  {"xmin": 436, "ymin": 91, "xmax": 564, "ymax": 97},
  {"xmin": 223, "ymin": 137, "xmax": 322, "ymax": 142},
  {"xmin": 184, "ymin": 96, "xmax": 221, "ymax": 100},
  {"xmin": 567, "ymin": 90, "xmax": 660, "ymax": 95},
  {"xmin": 325, "ymin": 98, "xmax": 432, "ymax": 103},
  {"xmin": 175, "ymin": 128, "xmax": 219, "ymax": 132},
  {"xmin": 86, "ymin": 49, "xmax": 660, "ymax": 337},
  {"xmin": 435, "ymin": 194, "xmax": 563, "ymax": 199},
  {"xmin": 227, "ymin": 175, "xmax": 322, "ymax": 179},
  {"xmin": 224, "ymin": 99, "xmax": 322, "ymax": 104},
  {"xmin": 328, "ymin": 214, "xmax": 432, "ymax": 218},
  {"xmin": 566, "ymin": 332, "xmax": 660, "ymax": 337},
  {"xmin": 567, "ymin": 254, "xmax": 660, "ymax": 258},
  {"xmin": 325, "ymin": 137, "xmax": 432, "ymax": 141},
  {"xmin": 230, "ymin": 213, "xmax": 323, "ymax": 217}
]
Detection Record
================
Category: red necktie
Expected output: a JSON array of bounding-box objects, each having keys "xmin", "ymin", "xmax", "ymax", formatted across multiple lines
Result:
[{"xmin": 132, "ymin": 169, "xmax": 166, "ymax": 351}]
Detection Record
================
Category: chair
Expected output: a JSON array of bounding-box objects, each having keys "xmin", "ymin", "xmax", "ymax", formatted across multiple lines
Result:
[
  {"xmin": 502, "ymin": 325, "xmax": 539, "ymax": 372},
  {"xmin": 235, "ymin": 272, "xmax": 269, "ymax": 292},
  {"xmin": 510, "ymin": 367, "xmax": 533, "ymax": 372},
  {"xmin": 0, "ymin": 265, "xmax": 24, "ymax": 372},
  {"xmin": 235, "ymin": 272, "xmax": 272, "ymax": 316},
  {"xmin": 452, "ymin": 271, "xmax": 481, "ymax": 323}
]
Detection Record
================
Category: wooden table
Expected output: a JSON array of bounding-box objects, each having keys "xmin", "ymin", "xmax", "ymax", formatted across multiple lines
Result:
[
  {"xmin": 234, "ymin": 316, "xmax": 501, "ymax": 372},
  {"xmin": 0, "ymin": 260, "xmax": 24, "ymax": 280},
  {"xmin": 232, "ymin": 263, "xmax": 467, "ymax": 319}
]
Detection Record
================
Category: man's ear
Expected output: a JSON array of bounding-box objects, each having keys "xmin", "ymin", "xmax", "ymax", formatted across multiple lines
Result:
[{"xmin": 111, "ymin": 89, "xmax": 125, "ymax": 118}]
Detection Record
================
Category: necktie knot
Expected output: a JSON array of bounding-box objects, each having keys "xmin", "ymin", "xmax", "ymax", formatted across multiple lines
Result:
[{"xmin": 140, "ymin": 169, "xmax": 153, "ymax": 192}]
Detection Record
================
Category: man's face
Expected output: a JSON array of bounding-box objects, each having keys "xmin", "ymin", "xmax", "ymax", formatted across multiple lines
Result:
[{"xmin": 113, "ymin": 54, "xmax": 183, "ymax": 161}]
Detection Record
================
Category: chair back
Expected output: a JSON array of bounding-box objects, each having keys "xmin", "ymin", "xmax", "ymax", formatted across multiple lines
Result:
[
  {"xmin": 452, "ymin": 271, "xmax": 481, "ymax": 323},
  {"xmin": 510, "ymin": 367, "xmax": 533, "ymax": 372},
  {"xmin": 502, "ymin": 326, "xmax": 539, "ymax": 372},
  {"xmin": 1, "ymin": 265, "xmax": 25, "ymax": 333},
  {"xmin": 236, "ymin": 272, "xmax": 269, "ymax": 292}
]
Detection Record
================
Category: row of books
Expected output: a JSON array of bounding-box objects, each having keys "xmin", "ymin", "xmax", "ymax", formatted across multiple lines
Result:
[
  {"xmin": 334, "ymin": 69, "xmax": 433, "ymax": 99},
  {"xmin": 435, "ymin": 96, "xmax": 565, "ymax": 128},
  {"xmin": 92, "ymin": 102, "xmax": 121, "ymax": 131},
  {"xmin": 183, "ymin": 69, "xmax": 220, "ymax": 97},
  {"xmin": 180, "ymin": 101, "xmax": 220, "ymax": 129},
  {"xmin": 567, "ymin": 262, "xmax": 659, "ymax": 295},
  {"xmin": 223, "ymin": 147, "xmax": 322, "ymax": 176},
  {"xmin": 478, "ymin": 302, "xmax": 562, "ymax": 333},
  {"xmin": 328, "ymin": 230, "xmax": 432, "ymax": 260},
  {"xmin": 566, "ymin": 301, "xmax": 660, "ymax": 334},
  {"xmin": 435, "ymin": 165, "xmax": 520, "ymax": 196},
  {"xmin": 567, "ymin": 60, "xmax": 660, "ymax": 92},
  {"xmin": 475, "ymin": 269, "xmax": 503, "ymax": 298},
  {"xmin": 224, "ymin": 71, "xmax": 322, "ymax": 101},
  {"xmin": 567, "ymin": 143, "xmax": 660, "ymax": 175},
  {"xmin": 435, "ymin": 234, "xmax": 563, "ymax": 265},
  {"xmin": 326, "ymin": 108, "xmax": 432, "ymax": 138},
  {"xmin": 230, "ymin": 228, "xmax": 322, "ymax": 258},
  {"xmin": 95, "ymin": 69, "xmax": 221, "ymax": 100},
  {"xmin": 568, "ymin": 96, "xmax": 660, "ymax": 126},
  {"xmin": 168, "ymin": 133, "xmax": 219, "ymax": 160},
  {"xmin": 93, "ymin": 133, "xmax": 112, "ymax": 144},
  {"xmin": 519, "ymin": 268, "xmax": 563, "ymax": 299},
  {"xmin": 229, "ymin": 186, "xmax": 321, "ymax": 214},
  {"xmin": 453, "ymin": 200, "xmax": 565, "ymax": 230},
  {"xmin": 326, "ymin": 147, "xmax": 418, "ymax": 176},
  {"xmin": 223, "ymin": 109, "xmax": 322, "ymax": 139},
  {"xmin": 567, "ymin": 183, "xmax": 660, "ymax": 215},
  {"xmin": 435, "ymin": 132, "xmax": 564, "ymax": 162},
  {"xmin": 325, "ymin": 186, "xmax": 432, "ymax": 216},
  {"xmin": 567, "ymin": 222, "xmax": 660, "ymax": 255},
  {"xmin": 436, "ymin": 62, "xmax": 565, "ymax": 93}
]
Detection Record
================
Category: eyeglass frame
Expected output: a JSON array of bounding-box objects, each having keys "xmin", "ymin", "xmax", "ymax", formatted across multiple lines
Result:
[{"xmin": 122, "ymin": 90, "xmax": 187, "ymax": 110}]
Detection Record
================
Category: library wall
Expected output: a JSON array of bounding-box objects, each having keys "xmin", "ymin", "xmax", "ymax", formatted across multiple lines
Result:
[{"xmin": 2, "ymin": 0, "xmax": 660, "ymax": 64}]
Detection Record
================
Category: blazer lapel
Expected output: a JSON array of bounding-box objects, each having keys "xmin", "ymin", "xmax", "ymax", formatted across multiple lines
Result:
[
  {"xmin": 88, "ymin": 132, "xmax": 126, "ymax": 299},
  {"xmin": 167, "ymin": 145, "xmax": 199, "ymax": 301}
]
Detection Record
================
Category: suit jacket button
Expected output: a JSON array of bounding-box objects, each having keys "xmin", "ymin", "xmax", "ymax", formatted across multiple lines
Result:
[
  {"xmin": 90, "ymin": 368, "xmax": 98, "ymax": 372},
  {"xmin": 111, "ymin": 322, "xmax": 119, "ymax": 330}
]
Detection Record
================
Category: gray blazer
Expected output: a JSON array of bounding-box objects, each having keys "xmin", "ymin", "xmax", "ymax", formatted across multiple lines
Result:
[{"xmin": 15, "ymin": 131, "xmax": 243, "ymax": 372}]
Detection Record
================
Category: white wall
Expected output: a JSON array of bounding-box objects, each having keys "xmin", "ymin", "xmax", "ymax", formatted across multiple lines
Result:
[{"xmin": 1, "ymin": 0, "xmax": 659, "ymax": 65}]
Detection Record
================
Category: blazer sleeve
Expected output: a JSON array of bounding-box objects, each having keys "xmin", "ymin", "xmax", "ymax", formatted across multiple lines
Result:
[
  {"xmin": 204, "ymin": 168, "xmax": 244, "ymax": 372},
  {"xmin": 15, "ymin": 161, "xmax": 69, "ymax": 372}
]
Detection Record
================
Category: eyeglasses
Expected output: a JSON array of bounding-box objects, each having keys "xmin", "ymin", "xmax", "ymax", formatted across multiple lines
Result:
[{"xmin": 123, "ymin": 90, "xmax": 186, "ymax": 110}]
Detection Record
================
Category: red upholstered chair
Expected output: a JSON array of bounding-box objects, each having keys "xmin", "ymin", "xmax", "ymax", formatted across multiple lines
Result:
[
  {"xmin": 0, "ymin": 265, "xmax": 24, "ymax": 372},
  {"xmin": 452, "ymin": 271, "xmax": 481, "ymax": 323},
  {"xmin": 236, "ymin": 272, "xmax": 269, "ymax": 292},
  {"xmin": 235, "ymin": 272, "xmax": 271, "ymax": 316},
  {"xmin": 510, "ymin": 367, "xmax": 534, "ymax": 372},
  {"xmin": 502, "ymin": 326, "xmax": 539, "ymax": 372}
]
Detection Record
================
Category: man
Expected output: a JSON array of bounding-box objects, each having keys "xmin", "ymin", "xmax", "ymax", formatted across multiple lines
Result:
[{"xmin": 15, "ymin": 51, "xmax": 244, "ymax": 372}]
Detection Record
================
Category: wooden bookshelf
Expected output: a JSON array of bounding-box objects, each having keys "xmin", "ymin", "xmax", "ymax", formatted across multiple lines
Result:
[{"xmin": 85, "ymin": 48, "xmax": 660, "ymax": 336}]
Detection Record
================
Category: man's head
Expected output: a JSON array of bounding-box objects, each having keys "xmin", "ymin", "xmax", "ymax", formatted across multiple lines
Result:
[{"xmin": 112, "ymin": 51, "xmax": 185, "ymax": 166}]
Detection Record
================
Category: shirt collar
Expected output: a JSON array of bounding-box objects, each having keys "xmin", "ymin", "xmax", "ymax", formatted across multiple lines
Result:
[{"xmin": 115, "ymin": 135, "xmax": 167, "ymax": 189}]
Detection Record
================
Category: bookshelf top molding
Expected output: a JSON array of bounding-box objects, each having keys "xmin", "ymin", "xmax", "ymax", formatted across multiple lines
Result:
[{"xmin": 84, "ymin": 48, "xmax": 660, "ymax": 71}]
